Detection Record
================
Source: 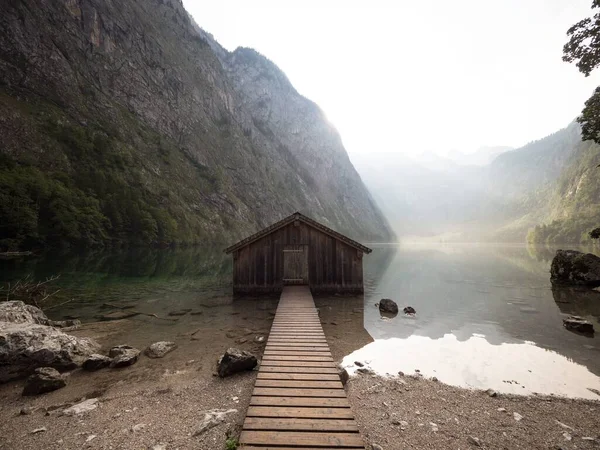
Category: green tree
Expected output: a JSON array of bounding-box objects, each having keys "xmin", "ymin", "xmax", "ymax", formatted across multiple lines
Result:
[{"xmin": 564, "ymin": 0, "xmax": 600, "ymax": 143}]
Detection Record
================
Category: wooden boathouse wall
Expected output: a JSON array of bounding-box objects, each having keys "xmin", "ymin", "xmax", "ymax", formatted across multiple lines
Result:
[{"xmin": 226, "ymin": 213, "xmax": 371, "ymax": 295}]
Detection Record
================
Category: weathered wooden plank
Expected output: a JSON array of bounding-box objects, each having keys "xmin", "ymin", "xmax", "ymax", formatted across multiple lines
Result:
[
  {"xmin": 240, "ymin": 431, "xmax": 364, "ymax": 448},
  {"xmin": 264, "ymin": 351, "xmax": 332, "ymax": 357},
  {"xmin": 256, "ymin": 373, "xmax": 340, "ymax": 381},
  {"xmin": 249, "ymin": 396, "xmax": 350, "ymax": 407},
  {"xmin": 246, "ymin": 406, "xmax": 354, "ymax": 419},
  {"xmin": 260, "ymin": 361, "xmax": 336, "ymax": 368},
  {"xmin": 260, "ymin": 366, "xmax": 339, "ymax": 374},
  {"xmin": 243, "ymin": 417, "xmax": 359, "ymax": 432},
  {"xmin": 262, "ymin": 355, "xmax": 333, "ymax": 362},
  {"xmin": 255, "ymin": 380, "xmax": 343, "ymax": 389},
  {"xmin": 265, "ymin": 346, "xmax": 331, "ymax": 351},
  {"xmin": 253, "ymin": 388, "xmax": 346, "ymax": 398}
]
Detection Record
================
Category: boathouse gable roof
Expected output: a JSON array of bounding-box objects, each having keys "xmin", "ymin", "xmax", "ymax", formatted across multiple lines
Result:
[{"xmin": 224, "ymin": 212, "xmax": 372, "ymax": 254}]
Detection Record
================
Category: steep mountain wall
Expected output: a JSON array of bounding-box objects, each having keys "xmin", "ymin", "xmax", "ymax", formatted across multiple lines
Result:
[{"xmin": 0, "ymin": 0, "xmax": 393, "ymax": 249}]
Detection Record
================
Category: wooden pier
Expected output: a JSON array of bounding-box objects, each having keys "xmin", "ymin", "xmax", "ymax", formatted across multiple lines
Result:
[{"xmin": 240, "ymin": 286, "xmax": 365, "ymax": 449}]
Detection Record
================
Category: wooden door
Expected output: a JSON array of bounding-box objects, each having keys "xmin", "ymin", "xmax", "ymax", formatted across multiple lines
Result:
[{"xmin": 283, "ymin": 245, "xmax": 308, "ymax": 285}]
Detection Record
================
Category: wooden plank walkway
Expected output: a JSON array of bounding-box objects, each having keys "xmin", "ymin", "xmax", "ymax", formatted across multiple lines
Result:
[{"xmin": 240, "ymin": 286, "xmax": 365, "ymax": 449}]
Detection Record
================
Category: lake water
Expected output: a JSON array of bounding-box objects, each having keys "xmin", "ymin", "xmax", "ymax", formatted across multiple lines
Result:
[
  {"xmin": 346, "ymin": 243, "xmax": 600, "ymax": 399},
  {"xmin": 1, "ymin": 243, "xmax": 599, "ymax": 399}
]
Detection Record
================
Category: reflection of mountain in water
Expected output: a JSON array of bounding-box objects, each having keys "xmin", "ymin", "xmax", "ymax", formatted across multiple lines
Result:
[
  {"xmin": 361, "ymin": 244, "xmax": 600, "ymax": 377},
  {"xmin": 0, "ymin": 247, "xmax": 233, "ymax": 320}
]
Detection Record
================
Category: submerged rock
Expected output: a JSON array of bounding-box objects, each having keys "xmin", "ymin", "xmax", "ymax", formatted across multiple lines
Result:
[
  {"xmin": 83, "ymin": 354, "xmax": 112, "ymax": 371},
  {"xmin": 379, "ymin": 299, "xmax": 398, "ymax": 314},
  {"xmin": 22, "ymin": 367, "xmax": 66, "ymax": 396},
  {"xmin": 403, "ymin": 306, "xmax": 416, "ymax": 315},
  {"xmin": 550, "ymin": 250, "xmax": 600, "ymax": 286},
  {"xmin": 145, "ymin": 341, "xmax": 177, "ymax": 358},
  {"xmin": 0, "ymin": 317, "xmax": 100, "ymax": 383},
  {"xmin": 563, "ymin": 316, "xmax": 595, "ymax": 334},
  {"xmin": 217, "ymin": 348, "xmax": 257, "ymax": 377},
  {"xmin": 108, "ymin": 345, "xmax": 140, "ymax": 368}
]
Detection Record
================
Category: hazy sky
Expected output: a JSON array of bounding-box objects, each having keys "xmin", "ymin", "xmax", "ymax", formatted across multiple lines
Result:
[{"xmin": 183, "ymin": 0, "xmax": 600, "ymax": 158}]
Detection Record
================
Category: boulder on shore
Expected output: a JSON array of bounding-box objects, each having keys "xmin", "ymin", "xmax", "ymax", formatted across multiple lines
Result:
[
  {"xmin": 22, "ymin": 367, "xmax": 66, "ymax": 396},
  {"xmin": 550, "ymin": 250, "xmax": 600, "ymax": 286},
  {"xmin": 379, "ymin": 299, "xmax": 398, "ymax": 314},
  {"xmin": 82, "ymin": 354, "xmax": 112, "ymax": 371},
  {"xmin": 0, "ymin": 302, "xmax": 99, "ymax": 383},
  {"xmin": 563, "ymin": 316, "xmax": 595, "ymax": 334},
  {"xmin": 217, "ymin": 348, "xmax": 257, "ymax": 377},
  {"xmin": 145, "ymin": 341, "xmax": 177, "ymax": 358},
  {"xmin": 108, "ymin": 345, "xmax": 140, "ymax": 368}
]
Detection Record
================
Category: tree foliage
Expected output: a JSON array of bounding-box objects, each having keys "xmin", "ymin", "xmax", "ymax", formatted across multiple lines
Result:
[{"xmin": 564, "ymin": 1, "xmax": 600, "ymax": 144}]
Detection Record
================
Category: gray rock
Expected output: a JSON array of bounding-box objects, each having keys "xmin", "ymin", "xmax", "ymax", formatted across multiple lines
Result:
[
  {"xmin": 62, "ymin": 398, "xmax": 99, "ymax": 416},
  {"xmin": 551, "ymin": 249, "xmax": 600, "ymax": 286},
  {"xmin": 355, "ymin": 361, "xmax": 364, "ymax": 367},
  {"xmin": 468, "ymin": 436, "xmax": 481, "ymax": 447},
  {"xmin": 338, "ymin": 367, "xmax": 349, "ymax": 386},
  {"xmin": 22, "ymin": 367, "xmax": 66, "ymax": 396},
  {"xmin": 513, "ymin": 411, "xmax": 523, "ymax": 421},
  {"xmin": 403, "ymin": 306, "xmax": 416, "ymax": 314},
  {"xmin": 379, "ymin": 299, "xmax": 398, "ymax": 314},
  {"xmin": 193, "ymin": 409, "xmax": 237, "ymax": 435},
  {"xmin": 563, "ymin": 316, "xmax": 595, "ymax": 334},
  {"xmin": 145, "ymin": 341, "xmax": 177, "ymax": 358},
  {"xmin": 486, "ymin": 388, "xmax": 498, "ymax": 397},
  {"xmin": 217, "ymin": 348, "xmax": 257, "ymax": 377},
  {"xmin": 109, "ymin": 345, "xmax": 140, "ymax": 368},
  {"xmin": 372, "ymin": 444, "xmax": 384, "ymax": 450},
  {"xmin": 83, "ymin": 354, "xmax": 112, "ymax": 371},
  {"xmin": 0, "ymin": 301, "xmax": 49, "ymax": 325},
  {"xmin": 30, "ymin": 427, "xmax": 46, "ymax": 434},
  {"xmin": 0, "ymin": 320, "xmax": 99, "ymax": 383},
  {"xmin": 20, "ymin": 406, "xmax": 34, "ymax": 415}
]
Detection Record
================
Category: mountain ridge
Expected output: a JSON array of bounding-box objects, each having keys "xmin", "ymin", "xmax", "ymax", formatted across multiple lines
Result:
[{"xmin": 0, "ymin": 0, "xmax": 393, "ymax": 250}]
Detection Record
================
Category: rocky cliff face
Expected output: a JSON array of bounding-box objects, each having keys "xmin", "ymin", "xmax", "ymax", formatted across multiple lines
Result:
[{"xmin": 0, "ymin": 0, "xmax": 392, "ymax": 249}]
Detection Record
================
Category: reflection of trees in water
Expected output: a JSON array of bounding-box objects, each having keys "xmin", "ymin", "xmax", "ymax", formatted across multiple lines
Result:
[
  {"xmin": 0, "ymin": 247, "xmax": 232, "ymax": 288},
  {"xmin": 527, "ymin": 242, "xmax": 600, "ymax": 263},
  {"xmin": 526, "ymin": 244, "xmax": 556, "ymax": 263}
]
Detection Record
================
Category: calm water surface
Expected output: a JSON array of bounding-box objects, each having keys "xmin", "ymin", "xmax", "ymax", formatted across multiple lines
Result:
[
  {"xmin": 2, "ymin": 243, "xmax": 599, "ymax": 399},
  {"xmin": 345, "ymin": 243, "xmax": 600, "ymax": 399}
]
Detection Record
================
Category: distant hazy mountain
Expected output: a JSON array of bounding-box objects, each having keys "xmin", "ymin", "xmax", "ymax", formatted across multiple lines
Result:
[
  {"xmin": 352, "ymin": 122, "xmax": 600, "ymax": 244},
  {"xmin": 447, "ymin": 146, "xmax": 513, "ymax": 166}
]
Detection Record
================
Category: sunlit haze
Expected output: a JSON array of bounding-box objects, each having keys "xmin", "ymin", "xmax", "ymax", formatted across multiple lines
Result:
[{"xmin": 184, "ymin": 0, "xmax": 600, "ymax": 159}]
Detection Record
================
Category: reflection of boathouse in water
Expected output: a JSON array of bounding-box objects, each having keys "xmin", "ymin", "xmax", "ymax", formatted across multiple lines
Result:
[{"xmin": 225, "ymin": 212, "xmax": 372, "ymax": 295}]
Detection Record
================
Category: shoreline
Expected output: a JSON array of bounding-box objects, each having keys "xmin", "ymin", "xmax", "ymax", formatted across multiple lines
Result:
[
  {"xmin": 346, "ymin": 373, "xmax": 600, "ymax": 450},
  {"xmin": 0, "ymin": 300, "xmax": 598, "ymax": 450}
]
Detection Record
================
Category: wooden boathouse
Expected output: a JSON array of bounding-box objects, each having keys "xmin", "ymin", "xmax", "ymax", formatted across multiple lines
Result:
[{"xmin": 225, "ymin": 212, "xmax": 372, "ymax": 295}]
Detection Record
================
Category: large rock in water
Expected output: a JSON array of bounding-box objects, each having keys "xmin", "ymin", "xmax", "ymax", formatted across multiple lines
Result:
[
  {"xmin": 217, "ymin": 348, "xmax": 258, "ymax": 378},
  {"xmin": 563, "ymin": 316, "xmax": 595, "ymax": 334},
  {"xmin": 0, "ymin": 303, "xmax": 100, "ymax": 382},
  {"xmin": 379, "ymin": 299, "xmax": 399, "ymax": 314},
  {"xmin": 550, "ymin": 250, "xmax": 600, "ymax": 286}
]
